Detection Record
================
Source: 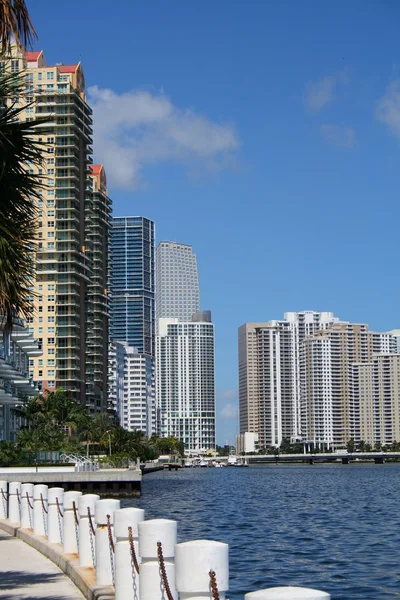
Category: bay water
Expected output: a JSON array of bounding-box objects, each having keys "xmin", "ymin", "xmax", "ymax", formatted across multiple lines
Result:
[{"xmin": 124, "ymin": 464, "xmax": 400, "ymax": 599}]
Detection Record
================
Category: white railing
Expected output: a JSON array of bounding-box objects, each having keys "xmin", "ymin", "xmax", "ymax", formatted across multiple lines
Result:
[{"xmin": 0, "ymin": 479, "xmax": 330, "ymax": 600}]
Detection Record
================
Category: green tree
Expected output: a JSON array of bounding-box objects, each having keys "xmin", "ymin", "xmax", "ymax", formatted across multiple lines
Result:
[{"xmin": 347, "ymin": 438, "xmax": 355, "ymax": 453}]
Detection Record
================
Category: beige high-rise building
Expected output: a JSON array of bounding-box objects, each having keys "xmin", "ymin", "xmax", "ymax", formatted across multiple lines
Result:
[
  {"xmin": 238, "ymin": 312, "xmax": 339, "ymax": 448},
  {"xmin": 301, "ymin": 323, "xmax": 395, "ymax": 448},
  {"xmin": 2, "ymin": 46, "xmax": 111, "ymax": 410},
  {"xmin": 351, "ymin": 355, "xmax": 400, "ymax": 447}
]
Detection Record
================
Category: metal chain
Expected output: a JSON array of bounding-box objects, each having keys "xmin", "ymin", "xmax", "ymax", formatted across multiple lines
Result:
[
  {"xmin": 157, "ymin": 541, "xmax": 174, "ymax": 600},
  {"xmin": 128, "ymin": 526, "xmax": 140, "ymax": 600},
  {"xmin": 16, "ymin": 489, "xmax": 21, "ymax": 504},
  {"xmin": 72, "ymin": 501, "xmax": 79, "ymax": 551},
  {"xmin": 209, "ymin": 570, "xmax": 220, "ymax": 600},
  {"xmin": 40, "ymin": 493, "xmax": 48, "ymax": 514},
  {"xmin": 40, "ymin": 494, "xmax": 48, "ymax": 536},
  {"xmin": 1, "ymin": 488, "xmax": 7, "ymax": 517},
  {"xmin": 87, "ymin": 507, "xmax": 96, "ymax": 567},
  {"xmin": 56, "ymin": 497, "xmax": 63, "ymax": 544},
  {"xmin": 106, "ymin": 514, "xmax": 115, "ymax": 585},
  {"xmin": 26, "ymin": 492, "xmax": 33, "ymax": 529},
  {"xmin": 128, "ymin": 526, "xmax": 140, "ymax": 574}
]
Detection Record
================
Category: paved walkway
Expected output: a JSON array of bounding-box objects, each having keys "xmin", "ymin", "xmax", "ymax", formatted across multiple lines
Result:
[{"xmin": 0, "ymin": 532, "xmax": 85, "ymax": 599}]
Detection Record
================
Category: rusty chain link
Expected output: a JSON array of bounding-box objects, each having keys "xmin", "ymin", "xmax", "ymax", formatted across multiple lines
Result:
[
  {"xmin": 1, "ymin": 488, "xmax": 8, "ymax": 501},
  {"xmin": 16, "ymin": 489, "xmax": 21, "ymax": 504},
  {"xmin": 26, "ymin": 492, "xmax": 34, "ymax": 510},
  {"xmin": 40, "ymin": 493, "xmax": 48, "ymax": 514},
  {"xmin": 106, "ymin": 514, "xmax": 115, "ymax": 553},
  {"xmin": 128, "ymin": 526, "xmax": 140, "ymax": 574},
  {"xmin": 157, "ymin": 541, "xmax": 174, "ymax": 600},
  {"xmin": 87, "ymin": 507, "xmax": 96, "ymax": 536},
  {"xmin": 106, "ymin": 514, "xmax": 115, "ymax": 585},
  {"xmin": 72, "ymin": 501, "xmax": 79, "ymax": 525},
  {"xmin": 209, "ymin": 570, "xmax": 220, "ymax": 600},
  {"xmin": 87, "ymin": 507, "xmax": 96, "ymax": 567},
  {"xmin": 56, "ymin": 497, "xmax": 63, "ymax": 517}
]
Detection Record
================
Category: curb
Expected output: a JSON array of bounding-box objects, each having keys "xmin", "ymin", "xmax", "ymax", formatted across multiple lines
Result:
[{"xmin": 0, "ymin": 519, "xmax": 114, "ymax": 600}]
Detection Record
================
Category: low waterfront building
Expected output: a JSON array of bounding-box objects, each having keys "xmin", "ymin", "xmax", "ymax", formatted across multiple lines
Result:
[
  {"xmin": 236, "ymin": 432, "xmax": 258, "ymax": 455},
  {"xmin": 0, "ymin": 318, "xmax": 42, "ymax": 441}
]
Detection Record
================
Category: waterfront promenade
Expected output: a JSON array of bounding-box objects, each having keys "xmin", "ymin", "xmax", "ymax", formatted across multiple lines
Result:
[{"xmin": 0, "ymin": 530, "xmax": 84, "ymax": 599}]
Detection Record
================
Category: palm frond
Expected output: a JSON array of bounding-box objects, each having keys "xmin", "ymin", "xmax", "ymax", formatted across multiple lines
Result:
[
  {"xmin": 0, "ymin": 71, "xmax": 46, "ymax": 330},
  {"xmin": 0, "ymin": 0, "xmax": 37, "ymax": 56}
]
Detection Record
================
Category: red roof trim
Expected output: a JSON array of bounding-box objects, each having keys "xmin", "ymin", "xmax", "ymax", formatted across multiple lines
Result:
[
  {"xmin": 57, "ymin": 64, "xmax": 78, "ymax": 73},
  {"xmin": 89, "ymin": 165, "xmax": 102, "ymax": 175},
  {"xmin": 25, "ymin": 51, "xmax": 41, "ymax": 61}
]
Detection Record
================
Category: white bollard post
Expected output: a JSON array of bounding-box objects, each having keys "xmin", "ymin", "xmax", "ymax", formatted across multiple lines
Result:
[
  {"xmin": 0, "ymin": 480, "xmax": 8, "ymax": 519},
  {"xmin": 245, "ymin": 588, "xmax": 331, "ymax": 600},
  {"xmin": 114, "ymin": 507, "xmax": 145, "ymax": 600},
  {"xmin": 138, "ymin": 518, "xmax": 178, "ymax": 600},
  {"xmin": 63, "ymin": 491, "xmax": 82, "ymax": 555},
  {"xmin": 95, "ymin": 499, "xmax": 121, "ymax": 586},
  {"xmin": 47, "ymin": 487, "xmax": 64, "ymax": 545},
  {"xmin": 21, "ymin": 483, "xmax": 34, "ymax": 529},
  {"xmin": 78, "ymin": 493, "xmax": 100, "ymax": 568},
  {"xmin": 175, "ymin": 540, "xmax": 229, "ymax": 600},
  {"xmin": 8, "ymin": 482, "xmax": 21, "ymax": 525},
  {"xmin": 33, "ymin": 484, "xmax": 48, "ymax": 537}
]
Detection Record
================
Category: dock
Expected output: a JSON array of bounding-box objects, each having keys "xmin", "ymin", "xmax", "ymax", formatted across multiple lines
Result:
[{"xmin": 0, "ymin": 467, "xmax": 142, "ymax": 497}]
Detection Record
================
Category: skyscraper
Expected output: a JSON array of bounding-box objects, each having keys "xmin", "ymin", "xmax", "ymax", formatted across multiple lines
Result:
[
  {"xmin": 110, "ymin": 217, "xmax": 155, "ymax": 355},
  {"xmin": 156, "ymin": 242, "xmax": 200, "ymax": 327},
  {"xmin": 238, "ymin": 312, "xmax": 339, "ymax": 447},
  {"xmin": 109, "ymin": 217, "xmax": 156, "ymax": 432},
  {"xmin": 3, "ymin": 46, "xmax": 110, "ymax": 410},
  {"xmin": 301, "ymin": 324, "xmax": 395, "ymax": 448},
  {"xmin": 156, "ymin": 313, "xmax": 215, "ymax": 451},
  {"xmin": 109, "ymin": 342, "xmax": 155, "ymax": 436}
]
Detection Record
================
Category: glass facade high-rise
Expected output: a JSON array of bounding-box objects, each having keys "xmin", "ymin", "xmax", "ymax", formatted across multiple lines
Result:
[
  {"xmin": 156, "ymin": 242, "xmax": 200, "ymax": 329},
  {"xmin": 110, "ymin": 217, "xmax": 155, "ymax": 356}
]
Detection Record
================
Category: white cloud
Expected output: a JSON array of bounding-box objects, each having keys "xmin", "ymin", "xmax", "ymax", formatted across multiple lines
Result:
[
  {"xmin": 376, "ymin": 80, "xmax": 400, "ymax": 137},
  {"xmin": 88, "ymin": 86, "xmax": 239, "ymax": 190},
  {"xmin": 220, "ymin": 403, "xmax": 238, "ymax": 420},
  {"xmin": 320, "ymin": 124, "xmax": 356, "ymax": 148},
  {"xmin": 305, "ymin": 71, "xmax": 349, "ymax": 111}
]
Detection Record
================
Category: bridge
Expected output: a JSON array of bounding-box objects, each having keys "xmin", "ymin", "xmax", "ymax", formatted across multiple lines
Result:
[{"xmin": 247, "ymin": 452, "xmax": 400, "ymax": 465}]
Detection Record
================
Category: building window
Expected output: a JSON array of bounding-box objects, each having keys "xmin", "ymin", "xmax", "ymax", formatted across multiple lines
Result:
[
  {"xmin": 48, "ymin": 370, "xmax": 55, "ymax": 377},
  {"xmin": 38, "ymin": 370, "xmax": 43, "ymax": 377},
  {"xmin": 48, "ymin": 316, "xmax": 55, "ymax": 323},
  {"xmin": 48, "ymin": 221, "xmax": 54, "ymax": 228},
  {"xmin": 48, "ymin": 337, "xmax": 55, "ymax": 344},
  {"xmin": 48, "ymin": 285, "xmax": 55, "ymax": 291},
  {"xmin": 38, "ymin": 72, "xmax": 42, "ymax": 81},
  {"xmin": 11, "ymin": 60, "xmax": 19, "ymax": 72},
  {"xmin": 47, "ymin": 72, "xmax": 54, "ymax": 80},
  {"xmin": 38, "ymin": 360, "xmax": 43, "ymax": 366},
  {"xmin": 48, "ymin": 381, "xmax": 55, "ymax": 387}
]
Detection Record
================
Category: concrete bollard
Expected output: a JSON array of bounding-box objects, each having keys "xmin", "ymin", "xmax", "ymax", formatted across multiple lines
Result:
[
  {"xmin": 0, "ymin": 480, "xmax": 7, "ymax": 519},
  {"xmin": 114, "ymin": 507, "xmax": 145, "ymax": 600},
  {"xmin": 21, "ymin": 483, "xmax": 34, "ymax": 529},
  {"xmin": 33, "ymin": 484, "xmax": 48, "ymax": 537},
  {"xmin": 245, "ymin": 588, "xmax": 331, "ymax": 600},
  {"xmin": 47, "ymin": 487, "xmax": 64, "ymax": 545},
  {"xmin": 63, "ymin": 491, "xmax": 82, "ymax": 555},
  {"xmin": 138, "ymin": 518, "xmax": 178, "ymax": 600},
  {"xmin": 78, "ymin": 493, "xmax": 100, "ymax": 568},
  {"xmin": 95, "ymin": 499, "xmax": 121, "ymax": 586},
  {"xmin": 8, "ymin": 482, "xmax": 21, "ymax": 525},
  {"xmin": 175, "ymin": 540, "xmax": 229, "ymax": 600}
]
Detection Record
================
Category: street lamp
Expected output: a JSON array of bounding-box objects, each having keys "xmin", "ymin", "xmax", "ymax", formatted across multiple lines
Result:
[{"xmin": 106, "ymin": 430, "xmax": 112, "ymax": 456}]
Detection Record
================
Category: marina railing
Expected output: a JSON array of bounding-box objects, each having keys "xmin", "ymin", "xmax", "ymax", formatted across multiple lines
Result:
[{"xmin": 0, "ymin": 479, "xmax": 330, "ymax": 600}]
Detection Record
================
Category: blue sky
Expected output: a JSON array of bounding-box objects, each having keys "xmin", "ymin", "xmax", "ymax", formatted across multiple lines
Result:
[{"xmin": 30, "ymin": 0, "xmax": 400, "ymax": 444}]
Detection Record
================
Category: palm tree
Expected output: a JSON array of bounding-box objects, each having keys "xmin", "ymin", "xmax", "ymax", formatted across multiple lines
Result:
[
  {"xmin": 0, "ymin": 72, "xmax": 44, "ymax": 330},
  {"xmin": 0, "ymin": 0, "xmax": 37, "ymax": 55}
]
